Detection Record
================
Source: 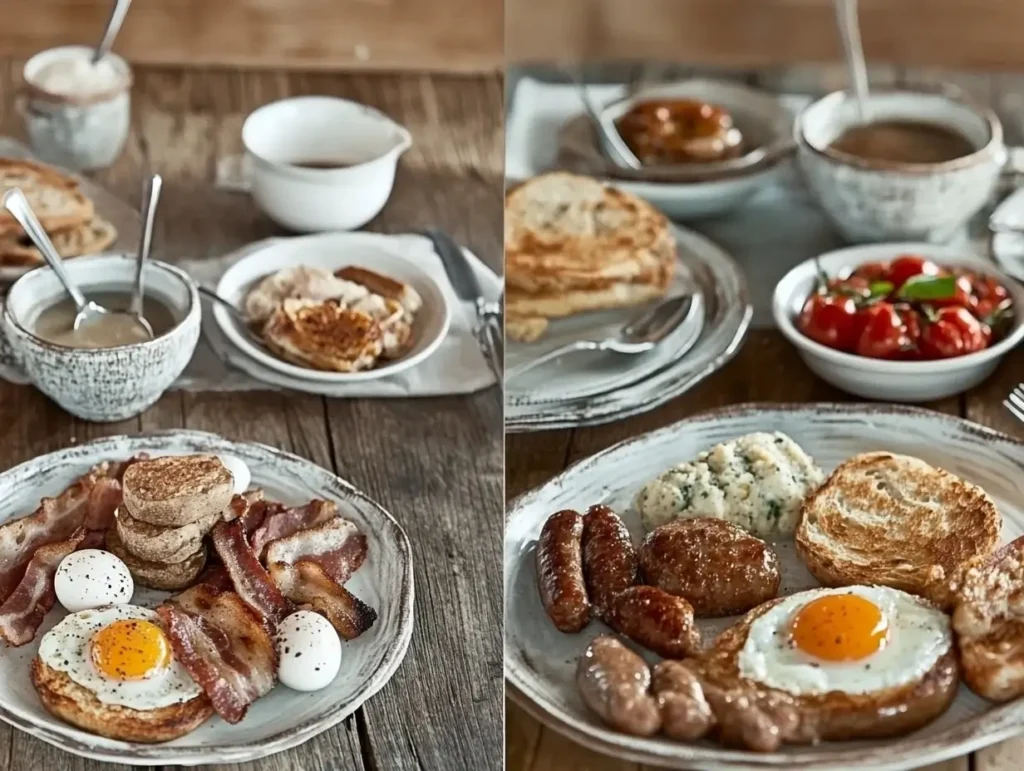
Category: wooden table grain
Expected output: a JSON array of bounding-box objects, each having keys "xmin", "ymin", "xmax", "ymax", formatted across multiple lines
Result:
[
  {"xmin": 505, "ymin": 63, "xmax": 1024, "ymax": 771},
  {"xmin": 0, "ymin": 62, "xmax": 503, "ymax": 771}
]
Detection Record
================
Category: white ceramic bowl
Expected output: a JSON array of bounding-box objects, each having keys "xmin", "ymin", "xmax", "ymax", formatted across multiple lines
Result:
[
  {"xmin": 772, "ymin": 243, "xmax": 1024, "ymax": 402},
  {"xmin": 1, "ymin": 254, "xmax": 200, "ymax": 421},
  {"xmin": 796, "ymin": 88, "xmax": 1005, "ymax": 243},
  {"xmin": 213, "ymin": 232, "xmax": 451, "ymax": 383},
  {"xmin": 242, "ymin": 96, "xmax": 412, "ymax": 232}
]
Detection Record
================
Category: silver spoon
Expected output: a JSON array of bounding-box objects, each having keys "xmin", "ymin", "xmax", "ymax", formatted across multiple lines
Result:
[
  {"xmin": 835, "ymin": 0, "xmax": 870, "ymax": 124},
  {"xmin": 566, "ymin": 67, "xmax": 643, "ymax": 170},
  {"xmin": 198, "ymin": 286, "xmax": 246, "ymax": 322},
  {"xmin": 506, "ymin": 293, "xmax": 696, "ymax": 382},
  {"xmin": 128, "ymin": 174, "xmax": 161, "ymax": 337},
  {"xmin": 92, "ymin": 0, "xmax": 133, "ymax": 65}
]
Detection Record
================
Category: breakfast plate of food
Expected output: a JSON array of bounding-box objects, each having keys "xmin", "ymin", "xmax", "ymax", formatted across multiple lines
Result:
[
  {"xmin": 505, "ymin": 403, "xmax": 1024, "ymax": 769},
  {"xmin": 0, "ymin": 430, "xmax": 413, "ymax": 765},
  {"xmin": 212, "ymin": 232, "xmax": 451, "ymax": 382}
]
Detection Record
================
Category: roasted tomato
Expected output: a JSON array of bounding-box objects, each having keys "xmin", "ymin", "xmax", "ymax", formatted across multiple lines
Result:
[
  {"xmin": 850, "ymin": 261, "xmax": 890, "ymax": 283},
  {"xmin": 893, "ymin": 304, "xmax": 923, "ymax": 359},
  {"xmin": 827, "ymin": 275, "xmax": 873, "ymax": 299},
  {"xmin": 799, "ymin": 293, "xmax": 861, "ymax": 351},
  {"xmin": 855, "ymin": 303, "xmax": 910, "ymax": 359},
  {"xmin": 971, "ymin": 274, "xmax": 1011, "ymax": 320},
  {"xmin": 887, "ymin": 255, "xmax": 942, "ymax": 290},
  {"xmin": 919, "ymin": 306, "xmax": 989, "ymax": 359}
]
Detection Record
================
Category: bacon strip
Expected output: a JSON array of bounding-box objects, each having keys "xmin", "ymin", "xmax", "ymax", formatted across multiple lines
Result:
[
  {"xmin": 248, "ymin": 500, "xmax": 337, "ymax": 560},
  {"xmin": 265, "ymin": 518, "xmax": 367, "ymax": 584},
  {"xmin": 160, "ymin": 584, "xmax": 276, "ymax": 723},
  {"xmin": 269, "ymin": 560, "xmax": 377, "ymax": 640},
  {"xmin": 211, "ymin": 520, "xmax": 291, "ymax": 627}
]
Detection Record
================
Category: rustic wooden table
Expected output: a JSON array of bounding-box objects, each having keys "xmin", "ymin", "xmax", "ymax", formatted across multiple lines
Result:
[
  {"xmin": 0, "ymin": 61, "xmax": 503, "ymax": 770},
  {"xmin": 505, "ymin": 64, "xmax": 1024, "ymax": 771}
]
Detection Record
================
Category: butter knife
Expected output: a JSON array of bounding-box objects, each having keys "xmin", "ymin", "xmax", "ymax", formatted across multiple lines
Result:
[{"xmin": 419, "ymin": 228, "xmax": 503, "ymax": 385}]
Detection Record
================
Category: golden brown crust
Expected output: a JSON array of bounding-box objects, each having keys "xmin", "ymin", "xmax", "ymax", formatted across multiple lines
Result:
[
  {"xmin": 795, "ymin": 452, "xmax": 1000, "ymax": 606},
  {"xmin": 31, "ymin": 657, "xmax": 213, "ymax": 743},
  {"xmin": 0, "ymin": 216, "xmax": 116, "ymax": 266},
  {"xmin": 106, "ymin": 528, "xmax": 207, "ymax": 591},
  {"xmin": 122, "ymin": 455, "xmax": 234, "ymax": 527},
  {"xmin": 262, "ymin": 299, "xmax": 384, "ymax": 372},
  {"xmin": 0, "ymin": 159, "xmax": 93, "ymax": 236}
]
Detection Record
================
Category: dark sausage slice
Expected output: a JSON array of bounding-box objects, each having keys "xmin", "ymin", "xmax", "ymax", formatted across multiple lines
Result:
[
  {"xmin": 606, "ymin": 585, "xmax": 701, "ymax": 658},
  {"xmin": 577, "ymin": 634, "xmax": 661, "ymax": 736},
  {"xmin": 582, "ymin": 504, "xmax": 638, "ymax": 621},
  {"xmin": 651, "ymin": 660, "xmax": 715, "ymax": 741},
  {"xmin": 536, "ymin": 509, "xmax": 590, "ymax": 633}
]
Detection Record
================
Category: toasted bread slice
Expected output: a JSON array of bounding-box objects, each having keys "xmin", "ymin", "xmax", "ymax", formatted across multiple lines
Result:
[
  {"xmin": 0, "ymin": 159, "xmax": 94, "ymax": 236},
  {"xmin": 0, "ymin": 216, "xmax": 117, "ymax": 266},
  {"xmin": 335, "ymin": 265, "xmax": 423, "ymax": 317},
  {"xmin": 122, "ymin": 455, "xmax": 234, "ymax": 527},
  {"xmin": 115, "ymin": 505, "xmax": 223, "ymax": 564},
  {"xmin": 31, "ymin": 657, "xmax": 213, "ymax": 742},
  {"xmin": 262, "ymin": 298, "xmax": 384, "ymax": 372},
  {"xmin": 796, "ymin": 452, "xmax": 1000, "ymax": 606},
  {"xmin": 505, "ymin": 275, "xmax": 671, "ymax": 320},
  {"xmin": 106, "ymin": 528, "xmax": 207, "ymax": 591},
  {"xmin": 506, "ymin": 315, "xmax": 549, "ymax": 343}
]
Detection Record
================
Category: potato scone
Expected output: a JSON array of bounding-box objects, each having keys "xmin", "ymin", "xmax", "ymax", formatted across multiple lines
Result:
[{"xmin": 634, "ymin": 432, "xmax": 824, "ymax": 538}]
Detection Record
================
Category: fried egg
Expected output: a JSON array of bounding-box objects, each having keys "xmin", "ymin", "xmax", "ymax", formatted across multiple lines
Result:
[
  {"xmin": 738, "ymin": 585, "xmax": 952, "ymax": 695},
  {"xmin": 38, "ymin": 605, "xmax": 202, "ymax": 709}
]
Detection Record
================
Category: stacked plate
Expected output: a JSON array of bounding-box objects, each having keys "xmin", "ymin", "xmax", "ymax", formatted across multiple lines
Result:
[{"xmin": 505, "ymin": 223, "xmax": 751, "ymax": 432}]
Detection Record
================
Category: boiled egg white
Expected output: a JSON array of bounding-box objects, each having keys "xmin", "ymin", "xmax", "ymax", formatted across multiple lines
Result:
[
  {"xmin": 276, "ymin": 610, "xmax": 342, "ymax": 691},
  {"xmin": 219, "ymin": 454, "xmax": 251, "ymax": 495},
  {"xmin": 54, "ymin": 549, "xmax": 134, "ymax": 612}
]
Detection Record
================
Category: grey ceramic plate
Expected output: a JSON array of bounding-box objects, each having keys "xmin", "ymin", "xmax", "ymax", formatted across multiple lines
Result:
[
  {"xmin": 505, "ymin": 404, "xmax": 1024, "ymax": 769},
  {"xmin": 0, "ymin": 430, "xmax": 414, "ymax": 765}
]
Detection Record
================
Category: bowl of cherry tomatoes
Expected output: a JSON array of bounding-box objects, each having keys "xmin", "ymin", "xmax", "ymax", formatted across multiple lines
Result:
[{"xmin": 772, "ymin": 243, "xmax": 1024, "ymax": 401}]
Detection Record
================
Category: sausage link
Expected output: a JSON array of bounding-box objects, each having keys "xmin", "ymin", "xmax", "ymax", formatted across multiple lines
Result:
[
  {"xmin": 607, "ymin": 585, "xmax": 701, "ymax": 658},
  {"xmin": 582, "ymin": 504, "xmax": 638, "ymax": 621},
  {"xmin": 536, "ymin": 509, "xmax": 590, "ymax": 632},
  {"xmin": 577, "ymin": 634, "xmax": 661, "ymax": 736},
  {"xmin": 651, "ymin": 660, "xmax": 715, "ymax": 741}
]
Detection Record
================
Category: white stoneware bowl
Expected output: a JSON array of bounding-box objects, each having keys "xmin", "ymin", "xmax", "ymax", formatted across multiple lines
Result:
[
  {"xmin": 796, "ymin": 88, "xmax": 1005, "ymax": 243},
  {"xmin": 772, "ymin": 242, "xmax": 1024, "ymax": 401},
  {"xmin": 1, "ymin": 254, "xmax": 200, "ymax": 421},
  {"xmin": 242, "ymin": 96, "xmax": 412, "ymax": 232}
]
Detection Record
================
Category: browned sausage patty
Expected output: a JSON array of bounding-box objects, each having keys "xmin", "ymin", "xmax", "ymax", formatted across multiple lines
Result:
[
  {"xmin": 640, "ymin": 518, "xmax": 780, "ymax": 617},
  {"xmin": 577, "ymin": 634, "xmax": 661, "ymax": 736},
  {"xmin": 536, "ymin": 509, "xmax": 590, "ymax": 632},
  {"xmin": 606, "ymin": 585, "xmax": 701, "ymax": 658},
  {"xmin": 582, "ymin": 504, "xmax": 638, "ymax": 621},
  {"xmin": 651, "ymin": 660, "xmax": 715, "ymax": 741}
]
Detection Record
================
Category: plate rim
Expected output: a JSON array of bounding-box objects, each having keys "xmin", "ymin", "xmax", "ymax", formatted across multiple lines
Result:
[
  {"xmin": 0, "ymin": 428, "xmax": 415, "ymax": 765},
  {"xmin": 504, "ymin": 402, "xmax": 1024, "ymax": 768}
]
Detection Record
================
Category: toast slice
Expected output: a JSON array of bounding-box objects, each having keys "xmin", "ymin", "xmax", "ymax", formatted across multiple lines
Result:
[
  {"xmin": 122, "ymin": 455, "xmax": 234, "ymax": 527},
  {"xmin": 262, "ymin": 298, "xmax": 384, "ymax": 372},
  {"xmin": 796, "ymin": 452, "xmax": 1000, "ymax": 606},
  {"xmin": 0, "ymin": 216, "xmax": 116, "ymax": 266},
  {"xmin": 0, "ymin": 158, "xmax": 94, "ymax": 236}
]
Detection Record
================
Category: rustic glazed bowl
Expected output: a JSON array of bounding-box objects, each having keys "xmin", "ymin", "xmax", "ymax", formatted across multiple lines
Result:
[
  {"xmin": 796, "ymin": 88, "xmax": 1005, "ymax": 243},
  {"xmin": 1, "ymin": 254, "xmax": 199, "ymax": 422}
]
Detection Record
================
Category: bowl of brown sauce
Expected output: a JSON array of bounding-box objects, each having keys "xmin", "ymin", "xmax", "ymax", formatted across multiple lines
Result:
[
  {"xmin": 1, "ymin": 253, "xmax": 200, "ymax": 421},
  {"xmin": 795, "ymin": 87, "xmax": 1006, "ymax": 243}
]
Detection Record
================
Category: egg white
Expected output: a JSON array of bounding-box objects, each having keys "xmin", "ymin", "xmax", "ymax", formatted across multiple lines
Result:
[
  {"xmin": 737, "ymin": 585, "xmax": 952, "ymax": 696},
  {"xmin": 38, "ymin": 605, "xmax": 203, "ymax": 710}
]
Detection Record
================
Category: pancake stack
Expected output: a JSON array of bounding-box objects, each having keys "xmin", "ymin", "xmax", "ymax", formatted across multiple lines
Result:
[
  {"xmin": 0, "ymin": 158, "xmax": 117, "ymax": 266},
  {"xmin": 107, "ymin": 455, "xmax": 234, "ymax": 590}
]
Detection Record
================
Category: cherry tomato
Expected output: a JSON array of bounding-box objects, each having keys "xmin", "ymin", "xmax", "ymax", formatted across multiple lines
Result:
[
  {"xmin": 971, "ymin": 275, "xmax": 1011, "ymax": 320},
  {"xmin": 827, "ymin": 275, "xmax": 872, "ymax": 299},
  {"xmin": 799, "ymin": 294, "xmax": 861, "ymax": 351},
  {"xmin": 855, "ymin": 303, "xmax": 910, "ymax": 359},
  {"xmin": 893, "ymin": 305, "xmax": 923, "ymax": 359},
  {"xmin": 887, "ymin": 255, "xmax": 942, "ymax": 290},
  {"xmin": 851, "ymin": 261, "xmax": 890, "ymax": 283},
  {"xmin": 929, "ymin": 274, "xmax": 974, "ymax": 309},
  {"xmin": 919, "ymin": 306, "xmax": 989, "ymax": 359}
]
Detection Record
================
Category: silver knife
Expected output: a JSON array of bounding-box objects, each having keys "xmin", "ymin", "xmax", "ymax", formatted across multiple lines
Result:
[{"xmin": 419, "ymin": 228, "xmax": 503, "ymax": 386}]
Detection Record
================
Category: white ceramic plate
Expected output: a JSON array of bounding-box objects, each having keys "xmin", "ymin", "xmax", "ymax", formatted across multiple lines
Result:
[
  {"xmin": 505, "ymin": 224, "xmax": 751, "ymax": 432},
  {"xmin": 505, "ymin": 404, "xmax": 1024, "ymax": 770},
  {"xmin": 0, "ymin": 430, "xmax": 414, "ymax": 766},
  {"xmin": 213, "ymin": 233, "xmax": 451, "ymax": 383}
]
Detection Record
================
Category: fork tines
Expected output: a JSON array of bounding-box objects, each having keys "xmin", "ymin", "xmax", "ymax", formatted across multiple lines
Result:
[{"xmin": 1003, "ymin": 385, "xmax": 1024, "ymax": 423}]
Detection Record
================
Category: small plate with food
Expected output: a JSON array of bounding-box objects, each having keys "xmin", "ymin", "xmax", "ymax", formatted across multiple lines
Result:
[
  {"xmin": 505, "ymin": 403, "xmax": 1024, "ymax": 769},
  {"xmin": 0, "ymin": 431, "xmax": 413, "ymax": 764},
  {"xmin": 212, "ymin": 232, "xmax": 451, "ymax": 382},
  {"xmin": 773, "ymin": 243, "xmax": 1024, "ymax": 401}
]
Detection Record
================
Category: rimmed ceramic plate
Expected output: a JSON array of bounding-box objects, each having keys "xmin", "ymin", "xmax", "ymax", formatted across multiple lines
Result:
[
  {"xmin": 505, "ymin": 224, "xmax": 751, "ymax": 433},
  {"xmin": 505, "ymin": 403, "xmax": 1024, "ymax": 769},
  {"xmin": 0, "ymin": 430, "xmax": 414, "ymax": 766},
  {"xmin": 213, "ymin": 232, "xmax": 452, "ymax": 383}
]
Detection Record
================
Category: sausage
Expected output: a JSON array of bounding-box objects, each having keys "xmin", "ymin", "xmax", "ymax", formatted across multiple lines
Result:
[
  {"xmin": 606, "ymin": 585, "xmax": 701, "ymax": 658},
  {"xmin": 640, "ymin": 519, "xmax": 780, "ymax": 617},
  {"xmin": 582, "ymin": 504, "xmax": 638, "ymax": 621},
  {"xmin": 536, "ymin": 509, "xmax": 590, "ymax": 633},
  {"xmin": 699, "ymin": 680, "xmax": 803, "ymax": 753},
  {"xmin": 651, "ymin": 660, "xmax": 715, "ymax": 741},
  {"xmin": 576, "ymin": 634, "xmax": 661, "ymax": 736}
]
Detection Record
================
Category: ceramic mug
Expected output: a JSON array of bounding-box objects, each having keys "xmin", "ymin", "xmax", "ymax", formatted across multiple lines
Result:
[{"xmin": 795, "ymin": 87, "xmax": 1006, "ymax": 243}]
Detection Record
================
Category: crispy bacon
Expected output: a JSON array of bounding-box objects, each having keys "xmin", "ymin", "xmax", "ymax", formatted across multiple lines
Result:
[
  {"xmin": 0, "ymin": 528, "xmax": 103, "ymax": 646},
  {"xmin": 211, "ymin": 519, "xmax": 291, "ymax": 627},
  {"xmin": 160, "ymin": 584, "xmax": 276, "ymax": 724},
  {"xmin": 269, "ymin": 560, "xmax": 377, "ymax": 640},
  {"xmin": 265, "ymin": 518, "xmax": 367, "ymax": 584},
  {"xmin": 194, "ymin": 562, "xmax": 234, "ymax": 592},
  {"xmin": 248, "ymin": 500, "xmax": 337, "ymax": 560}
]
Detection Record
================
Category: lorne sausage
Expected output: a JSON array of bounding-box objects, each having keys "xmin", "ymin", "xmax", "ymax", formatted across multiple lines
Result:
[
  {"xmin": 577, "ymin": 634, "xmax": 661, "ymax": 736},
  {"xmin": 582, "ymin": 504, "xmax": 638, "ymax": 621},
  {"xmin": 536, "ymin": 509, "xmax": 590, "ymax": 632},
  {"xmin": 607, "ymin": 585, "xmax": 701, "ymax": 658}
]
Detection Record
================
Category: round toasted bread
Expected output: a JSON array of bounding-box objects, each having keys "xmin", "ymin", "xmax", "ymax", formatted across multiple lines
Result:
[
  {"xmin": 261, "ymin": 299, "xmax": 384, "ymax": 372},
  {"xmin": 0, "ymin": 158, "xmax": 93, "ymax": 236},
  {"xmin": 122, "ymin": 454, "xmax": 234, "ymax": 527},
  {"xmin": 106, "ymin": 528, "xmax": 207, "ymax": 591},
  {"xmin": 115, "ymin": 504, "xmax": 222, "ymax": 564},
  {"xmin": 0, "ymin": 216, "xmax": 116, "ymax": 266},
  {"xmin": 796, "ymin": 452, "xmax": 1000, "ymax": 607},
  {"xmin": 31, "ymin": 657, "xmax": 213, "ymax": 743}
]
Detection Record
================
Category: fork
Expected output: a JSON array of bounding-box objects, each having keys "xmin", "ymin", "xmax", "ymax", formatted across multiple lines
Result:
[{"xmin": 1003, "ymin": 384, "xmax": 1024, "ymax": 423}]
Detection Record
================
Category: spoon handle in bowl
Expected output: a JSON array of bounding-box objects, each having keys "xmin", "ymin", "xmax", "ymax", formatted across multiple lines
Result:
[
  {"xmin": 131, "ymin": 173, "xmax": 163, "ymax": 318},
  {"xmin": 835, "ymin": 0, "xmax": 870, "ymax": 123}
]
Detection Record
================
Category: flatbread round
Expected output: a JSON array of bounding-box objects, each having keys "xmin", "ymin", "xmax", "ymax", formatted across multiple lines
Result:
[
  {"xmin": 0, "ymin": 216, "xmax": 116, "ymax": 266},
  {"xmin": 0, "ymin": 158, "xmax": 94, "ymax": 236}
]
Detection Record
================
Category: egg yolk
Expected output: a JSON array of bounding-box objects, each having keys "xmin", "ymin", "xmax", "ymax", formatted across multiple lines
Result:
[
  {"xmin": 790, "ymin": 594, "xmax": 889, "ymax": 662},
  {"xmin": 91, "ymin": 619, "xmax": 171, "ymax": 680}
]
